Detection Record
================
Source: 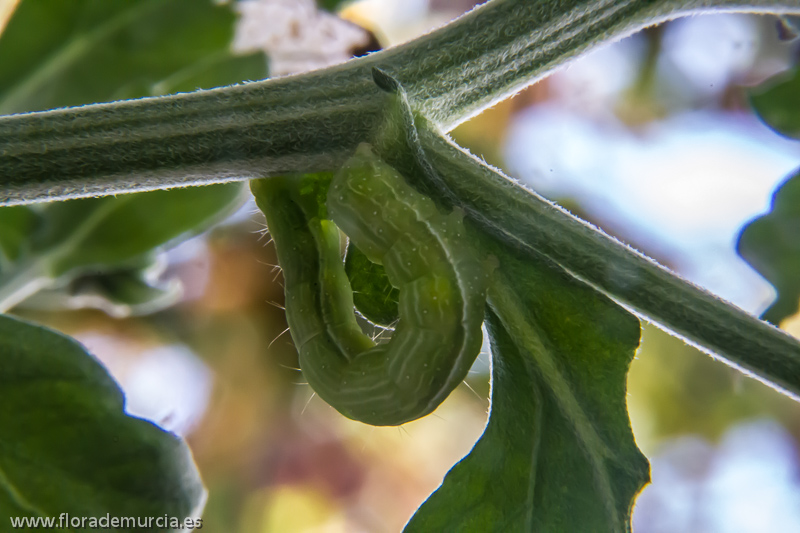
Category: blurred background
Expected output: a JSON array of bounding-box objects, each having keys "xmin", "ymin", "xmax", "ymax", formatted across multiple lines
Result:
[{"xmin": 1, "ymin": 0, "xmax": 800, "ymax": 531}]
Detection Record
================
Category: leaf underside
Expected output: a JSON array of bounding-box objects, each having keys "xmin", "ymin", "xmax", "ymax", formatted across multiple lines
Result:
[
  {"xmin": 407, "ymin": 238, "xmax": 649, "ymax": 532},
  {"xmin": 738, "ymin": 168, "xmax": 800, "ymax": 325},
  {"xmin": 0, "ymin": 314, "xmax": 205, "ymax": 526}
]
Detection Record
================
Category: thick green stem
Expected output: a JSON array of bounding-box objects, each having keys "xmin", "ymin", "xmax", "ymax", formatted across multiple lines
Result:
[
  {"xmin": 415, "ymin": 129, "xmax": 800, "ymax": 400},
  {"xmin": 3, "ymin": 0, "xmax": 800, "ymax": 396},
  {"xmin": 0, "ymin": 75, "xmax": 386, "ymax": 204},
  {"xmin": 3, "ymin": 0, "xmax": 799, "ymax": 205},
  {"xmin": 383, "ymin": 0, "xmax": 800, "ymax": 128}
]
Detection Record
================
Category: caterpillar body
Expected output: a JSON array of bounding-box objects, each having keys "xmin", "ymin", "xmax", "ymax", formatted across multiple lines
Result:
[{"xmin": 252, "ymin": 144, "xmax": 488, "ymax": 426}]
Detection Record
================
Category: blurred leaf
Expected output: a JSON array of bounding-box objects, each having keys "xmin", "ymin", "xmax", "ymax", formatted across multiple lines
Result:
[
  {"xmin": 0, "ymin": 206, "xmax": 38, "ymax": 266},
  {"xmin": 316, "ymin": 0, "xmax": 353, "ymax": 13},
  {"xmin": 627, "ymin": 325, "xmax": 782, "ymax": 441},
  {"xmin": 738, "ymin": 168, "xmax": 800, "ymax": 324},
  {"xmin": 0, "ymin": 313, "xmax": 205, "ymax": 523},
  {"xmin": 30, "ymin": 185, "xmax": 244, "ymax": 278},
  {"xmin": 749, "ymin": 66, "xmax": 800, "ymax": 140},
  {"xmin": 745, "ymin": 63, "xmax": 800, "ymax": 324},
  {"xmin": 407, "ymin": 244, "xmax": 648, "ymax": 532},
  {"xmin": 344, "ymin": 243, "xmax": 399, "ymax": 327},
  {"xmin": 150, "ymin": 52, "xmax": 269, "ymax": 96},
  {"xmin": 0, "ymin": 0, "xmax": 265, "ymax": 313},
  {"xmin": 0, "ymin": 0, "xmax": 267, "ymax": 113},
  {"xmin": 0, "ymin": 184, "xmax": 244, "ymax": 312},
  {"xmin": 20, "ymin": 257, "xmax": 182, "ymax": 318}
]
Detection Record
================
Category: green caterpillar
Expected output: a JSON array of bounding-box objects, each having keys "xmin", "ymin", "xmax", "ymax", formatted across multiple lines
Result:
[{"xmin": 252, "ymin": 144, "xmax": 488, "ymax": 426}]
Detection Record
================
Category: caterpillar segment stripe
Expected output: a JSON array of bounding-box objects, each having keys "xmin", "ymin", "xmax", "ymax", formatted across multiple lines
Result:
[{"xmin": 252, "ymin": 144, "xmax": 488, "ymax": 426}]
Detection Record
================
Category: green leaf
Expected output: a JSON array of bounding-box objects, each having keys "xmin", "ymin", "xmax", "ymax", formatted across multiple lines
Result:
[
  {"xmin": 0, "ymin": 0, "xmax": 265, "ymax": 313},
  {"xmin": 0, "ymin": 0, "xmax": 267, "ymax": 114},
  {"xmin": 150, "ymin": 52, "xmax": 269, "ymax": 96},
  {"xmin": 0, "ymin": 185, "xmax": 244, "ymax": 313},
  {"xmin": 31, "ymin": 185, "xmax": 244, "ymax": 278},
  {"xmin": 407, "ymin": 243, "xmax": 648, "ymax": 532},
  {"xmin": 0, "ymin": 313, "xmax": 205, "ymax": 523},
  {"xmin": 749, "ymin": 66, "xmax": 800, "ymax": 140},
  {"xmin": 0, "ymin": 206, "xmax": 38, "ymax": 266},
  {"xmin": 344, "ymin": 243, "xmax": 399, "ymax": 327},
  {"xmin": 316, "ymin": 0, "xmax": 354, "ymax": 12},
  {"xmin": 19, "ymin": 259, "xmax": 182, "ymax": 318},
  {"xmin": 738, "ymin": 168, "xmax": 800, "ymax": 325}
]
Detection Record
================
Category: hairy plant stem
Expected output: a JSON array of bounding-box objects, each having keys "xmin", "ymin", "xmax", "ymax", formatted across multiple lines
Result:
[
  {"xmin": 371, "ymin": 48, "xmax": 800, "ymax": 402},
  {"xmin": 415, "ymin": 127, "xmax": 800, "ymax": 400},
  {"xmin": 2, "ymin": 0, "xmax": 799, "ymax": 205},
  {"xmin": 2, "ymin": 0, "xmax": 800, "ymax": 396}
]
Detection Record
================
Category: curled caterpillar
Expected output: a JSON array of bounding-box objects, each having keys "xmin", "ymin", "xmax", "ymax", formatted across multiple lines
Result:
[{"xmin": 252, "ymin": 144, "xmax": 488, "ymax": 426}]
